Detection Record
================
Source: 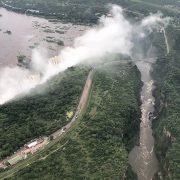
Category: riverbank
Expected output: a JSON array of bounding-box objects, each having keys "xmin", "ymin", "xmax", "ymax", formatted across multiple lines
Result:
[
  {"xmin": 0, "ymin": 0, "xmax": 145, "ymax": 25},
  {"xmin": 0, "ymin": 0, "xmax": 102, "ymax": 25}
]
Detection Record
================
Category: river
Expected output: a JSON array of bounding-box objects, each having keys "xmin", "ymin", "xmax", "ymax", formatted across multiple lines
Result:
[
  {"xmin": 129, "ymin": 60, "xmax": 159, "ymax": 180},
  {"xmin": 0, "ymin": 7, "xmax": 88, "ymax": 66}
]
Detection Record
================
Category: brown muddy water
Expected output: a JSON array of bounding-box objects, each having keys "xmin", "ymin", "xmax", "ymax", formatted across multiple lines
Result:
[
  {"xmin": 129, "ymin": 60, "xmax": 159, "ymax": 180},
  {"xmin": 0, "ymin": 7, "xmax": 89, "ymax": 66}
]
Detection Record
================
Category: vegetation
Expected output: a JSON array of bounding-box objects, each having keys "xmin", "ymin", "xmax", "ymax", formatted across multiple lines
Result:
[
  {"xmin": 0, "ymin": 0, "xmax": 130, "ymax": 24},
  {"xmin": 0, "ymin": 66, "xmax": 89, "ymax": 160},
  {"xmin": 128, "ymin": 0, "xmax": 180, "ymax": 16},
  {"xmin": 3, "ymin": 30, "xmax": 12, "ymax": 35},
  {"xmin": 3, "ymin": 61, "xmax": 141, "ymax": 179},
  {"xmin": 1, "ymin": 0, "xmax": 160, "ymax": 24},
  {"xmin": 1, "ymin": 0, "xmax": 180, "ymax": 179},
  {"xmin": 152, "ymin": 25, "xmax": 180, "ymax": 180},
  {"xmin": 17, "ymin": 55, "xmax": 30, "ymax": 68},
  {"xmin": 1, "ymin": 0, "xmax": 179, "ymax": 25}
]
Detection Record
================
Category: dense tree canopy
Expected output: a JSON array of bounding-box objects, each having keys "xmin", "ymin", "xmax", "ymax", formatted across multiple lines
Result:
[
  {"xmin": 0, "ymin": 66, "xmax": 89, "ymax": 160},
  {"xmin": 4, "ymin": 62, "xmax": 141, "ymax": 179}
]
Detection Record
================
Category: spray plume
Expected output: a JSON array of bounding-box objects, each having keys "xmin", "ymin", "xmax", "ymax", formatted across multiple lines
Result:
[{"xmin": 0, "ymin": 5, "xmax": 170, "ymax": 104}]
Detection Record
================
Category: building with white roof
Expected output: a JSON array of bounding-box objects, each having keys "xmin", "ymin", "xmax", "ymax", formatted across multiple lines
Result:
[{"xmin": 27, "ymin": 141, "xmax": 38, "ymax": 148}]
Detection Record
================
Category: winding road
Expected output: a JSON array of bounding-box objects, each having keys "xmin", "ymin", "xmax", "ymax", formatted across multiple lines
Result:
[{"xmin": 51, "ymin": 69, "xmax": 93, "ymax": 139}]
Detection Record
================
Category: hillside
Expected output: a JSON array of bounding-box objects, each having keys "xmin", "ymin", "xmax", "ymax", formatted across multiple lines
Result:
[
  {"xmin": 152, "ymin": 26, "xmax": 180, "ymax": 179},
  {"xmin": 2, "ymin": 61, "xmax": 142, "ymax": 179},
  {"xmin": 0, "ymin": 66, "xmax": 89, "ymax": 160}
]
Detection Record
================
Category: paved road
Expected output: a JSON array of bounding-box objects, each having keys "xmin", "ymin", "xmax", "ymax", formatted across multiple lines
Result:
[{"xmin": 51, "ymin": 70, "xmax": 93, "ymax": 139}]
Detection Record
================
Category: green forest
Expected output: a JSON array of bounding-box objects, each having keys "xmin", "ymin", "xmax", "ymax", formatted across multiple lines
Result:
[
  {"xmin": 0, "ymin": 66, "xmax": 89, "ymax": 160},
  {"xmin": 4, "ymin": 62, "xmax": 141, "ymax": 179},
  {"xmin": 152, "ymin": 25, "xmax": 180, "ymax": 179}
]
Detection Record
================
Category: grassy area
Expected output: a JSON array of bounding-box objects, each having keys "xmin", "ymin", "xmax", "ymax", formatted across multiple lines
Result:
[
  {"xmin": 1, "ymin": 61, "xmax": 141, "ymax": 179},
  {"xmin": 0, "ymin": 66, "xmax": 89, "ymax": 160}
]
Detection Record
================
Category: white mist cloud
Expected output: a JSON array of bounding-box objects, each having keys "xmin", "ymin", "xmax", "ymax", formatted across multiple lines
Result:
[
  {"xmin": 0, "ymin": 5, "xmax": 170, "ymax": 105},
  {"xmin": 0, "ymin": 67, "xmax": 40, "ymax": 104},
  {"xmin": 141, "ymin": 12, "xmax": 171, "ymax": 31}
]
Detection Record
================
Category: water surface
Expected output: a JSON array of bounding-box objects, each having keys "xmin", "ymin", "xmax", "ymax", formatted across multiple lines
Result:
[
  {"xmin": 0, "ymin": 8, "xmax": 88, "ymax": 66},
  {"xmin": 129, "ymin": 60, "xmax": 159, "ymax": 180}
]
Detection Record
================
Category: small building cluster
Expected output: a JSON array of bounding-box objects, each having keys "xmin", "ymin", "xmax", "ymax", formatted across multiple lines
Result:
[{"xmin": 0, "ymin": 137, "xmax": 48, "ymax": 168}]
